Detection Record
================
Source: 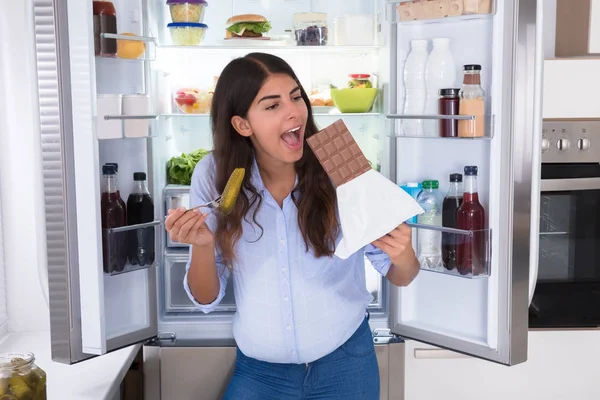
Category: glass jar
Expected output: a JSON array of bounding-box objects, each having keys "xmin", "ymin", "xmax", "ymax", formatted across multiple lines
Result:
[
  {"xmin": 293, "ymin": 12, "xmax": 328, "ymax": 46},
  {"xmin": 438, "ymin": 88, "xmax": 460, "ymax": 137},
  {"xmin": 0, "ymin": 353, "xmax": 47, "ymax": 399},
  {"xmin": 347, "ymin": 74, "xmax": 372, "ymax": 88},
  {"xmin": 458, "ymin": 64, "xmax": 485, "ymax": 138}
]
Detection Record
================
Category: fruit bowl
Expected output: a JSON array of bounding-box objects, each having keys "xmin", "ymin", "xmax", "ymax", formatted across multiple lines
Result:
[
  {"xmin": 173, "ymin": 88, "xmax": 213, "ymax": 114},
  {"xmin": 330, "ymin": 88, "xmax": 378, "ymax": 113}
]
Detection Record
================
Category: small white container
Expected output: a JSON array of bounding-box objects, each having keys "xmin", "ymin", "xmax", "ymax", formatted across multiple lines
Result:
[
  {"xmin": 122, "ymin": 94, "xmax": 151, "ymax": 138},
  {"xmin": 96, "ymin": 94, "xmax": 123, "ymax": 139}
]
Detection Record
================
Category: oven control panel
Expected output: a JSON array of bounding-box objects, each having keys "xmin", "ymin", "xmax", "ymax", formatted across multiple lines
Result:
[{"xmin": 542, "ymin": 120, "xmax": 600, "ymax": 163}]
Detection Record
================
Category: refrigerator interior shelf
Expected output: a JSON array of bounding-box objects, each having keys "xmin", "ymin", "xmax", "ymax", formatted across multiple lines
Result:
[
  {"xmin": 387, "ymin": 114, "xmax": 494, "ymax": 139},
  {"xmin": 406, "ymin": 222, "xmax": 491, "ymax": 278},
  {"xmin": 103, "ymin": 220, "xmax": 161, "ymax": 276},
  {"xmin": 159, "ymin": 44, "xmax": 382, "ymax": 53},
  {"xmin": 387, "ymin": 0, "xmax": 495, "ymax": 25},
  {"xmin": 98, "ymin": 33, "xmax": 157, "ymax": 61},
  {"xmin": 97, "ymin": 115, "xmax": 159, "ymax": 140},
  {"xmin": 160, "ymin": 110, "xmax": 382, "ymax": 119}
]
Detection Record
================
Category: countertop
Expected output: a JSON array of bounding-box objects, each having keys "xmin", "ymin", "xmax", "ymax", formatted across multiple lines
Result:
[{"xmin": 0, "ymin": 330, "xmax": 141, "ymax": 400}]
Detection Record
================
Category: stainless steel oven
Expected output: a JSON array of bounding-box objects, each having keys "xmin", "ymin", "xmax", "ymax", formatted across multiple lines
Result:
[{"xmin": 530, "ymin": 120, "xmax": 600, "ymax": 328}]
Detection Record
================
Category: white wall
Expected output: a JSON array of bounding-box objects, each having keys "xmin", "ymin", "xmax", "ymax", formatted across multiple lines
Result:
[{"xmin": 0, "ymin": 1, "xmax": 50, "ymax": 332}]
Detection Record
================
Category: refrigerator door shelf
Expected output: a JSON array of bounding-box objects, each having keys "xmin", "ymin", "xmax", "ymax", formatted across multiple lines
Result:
[
  {"xmin": 96, "ymin": 115, "xmax": 159, "ymax": 140},
  {"xmin": 97, "ymin": 33, "xmax": 157, "ymax": 62},
  {"xmin": 408, "ymin": 223, "xmax": 492, "ymax": 279},
  {"xmin": 388, "ymin": 0, "xmax": 496, "ymax": 25},
  {"xmin": 387, "ymin": 114, "xmax": 495, "ymax": 139},
  {"xmin": 103, "ymin": 220, "xmax": 161, "ymax": 276}
]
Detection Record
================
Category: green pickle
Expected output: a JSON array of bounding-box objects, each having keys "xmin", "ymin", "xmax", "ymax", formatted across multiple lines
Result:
[{"xmin": 0, "ymin": 354, "xmax": 46, "ymax": 400}]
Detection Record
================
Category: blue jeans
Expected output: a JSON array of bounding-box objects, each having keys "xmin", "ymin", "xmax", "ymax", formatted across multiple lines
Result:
[{"xmin": 223, "ymin": 317, "xmax": 379, "ymax": 400}]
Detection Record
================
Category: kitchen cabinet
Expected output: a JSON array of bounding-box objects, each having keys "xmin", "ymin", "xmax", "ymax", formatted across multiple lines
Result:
[{"xmin": 404, "ymin": 331, "xmax": 600, "ymax": 400}]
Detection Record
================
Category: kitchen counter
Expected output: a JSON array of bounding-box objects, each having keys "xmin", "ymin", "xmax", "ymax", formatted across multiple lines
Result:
[{"xmin": 0, "ymin": 330, "xmax": 140, "ymax": 400}]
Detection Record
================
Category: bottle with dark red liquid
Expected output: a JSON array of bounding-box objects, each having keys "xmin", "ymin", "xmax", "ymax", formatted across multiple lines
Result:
[
  {"xmin": 93, "ymin": 1, "xmax": 118, "ymax": 57},
  {"xmin": 442, "ymin": 173, "xmax": 463, "ymax": 270},
  {"xmin": 104, "ymin": 163, "xmax": 127, "ymax": 214},
  {"xmin": 456, "ymin": 166, "xmax": 486, "ymax": 276},
  {"xmin": 101, "ymin": 164, "xmax": 127, "ymax": 273},
  {"xmin": 127, "ymin": 172, "xmax": 155, "ymax": 266}
]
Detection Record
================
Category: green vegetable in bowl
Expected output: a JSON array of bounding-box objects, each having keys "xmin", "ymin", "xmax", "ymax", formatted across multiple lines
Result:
[{"xmin": 167, "ymin": 148, "xmax": 210, "ymax": 186}]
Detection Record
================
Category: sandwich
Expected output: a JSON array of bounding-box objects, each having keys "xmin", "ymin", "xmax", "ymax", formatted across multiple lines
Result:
[{"xmin": 225, "ymin": 14, "xmax": 272, "ymax": 39}]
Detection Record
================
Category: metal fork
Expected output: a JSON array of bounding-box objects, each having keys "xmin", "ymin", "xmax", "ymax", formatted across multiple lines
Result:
[{"xmin": 187, "ymin": 195, "xmax": 222, "ymax": 213}]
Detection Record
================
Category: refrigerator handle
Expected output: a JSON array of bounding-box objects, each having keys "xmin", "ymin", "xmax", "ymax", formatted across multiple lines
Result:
[{"xmin": 528, "ymin": 0, "xmax": 545, "ymax": 306}]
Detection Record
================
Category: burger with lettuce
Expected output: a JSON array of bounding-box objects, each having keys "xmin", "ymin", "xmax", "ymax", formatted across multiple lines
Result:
[{"xmin": 225, "ymin": 14, "xmax": 272, "ymax": 39}]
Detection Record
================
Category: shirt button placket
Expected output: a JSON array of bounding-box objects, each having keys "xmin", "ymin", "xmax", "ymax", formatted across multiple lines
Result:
[{"xmin": 277, "ymin": 210, "xmax": 297, "ymax": 362}]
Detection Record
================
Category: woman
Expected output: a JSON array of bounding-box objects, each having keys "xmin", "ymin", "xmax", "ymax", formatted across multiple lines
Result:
[{"xmin": 165, "ymin": 53, "xmax": 420, "ymax": 400}]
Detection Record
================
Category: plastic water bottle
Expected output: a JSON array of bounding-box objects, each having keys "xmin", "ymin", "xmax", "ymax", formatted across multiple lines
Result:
[
  {"xmin": 424, "ymin": 38, "xmax": 457, "ymax": 136},
  {"xmin": 416, "ymin": 180, "xmax": 444, "ymax": 269},
  {"xmin": 403, "ymin": 39, "xmax": 429, "ymax": 136}
]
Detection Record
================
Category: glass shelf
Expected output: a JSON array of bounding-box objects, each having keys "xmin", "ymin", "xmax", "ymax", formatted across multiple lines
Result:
[
  {"xmin": 407, "ymin": 223, "xmax": 491, "ymax": 279},
  {"xmin": 158, "ymin": 44, "xmax": 382, "ymax": 53},
  {"xmin": 97, "ymin": 115, "xmax": 159, "ymax": 140},
  {"xmin": 103, "ymin": 220, "xmax": 161, "ymax": 276},
  {"xmin": 161, "ymin": 110, "xmax": 382, "ymax": 119},
  {"xmin": 98, "ymin": 33, "xmax": 157, "ymax": 61},
  {"xmin": 387, "ymin": 0, "xmax": 495, "ymax": 25},
  {"xmin": 387, "ymin": 114, "xmax": 494, "ymax": 139}
]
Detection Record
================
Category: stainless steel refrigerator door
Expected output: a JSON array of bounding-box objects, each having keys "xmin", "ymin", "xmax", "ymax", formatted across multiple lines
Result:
[
  {"xmin": 388, "ymin": 0, "xmax": 543, "ymax": 366},
  {"xmin": 34, "ymin": 0, "xmax": 158, "ymax": 362}
]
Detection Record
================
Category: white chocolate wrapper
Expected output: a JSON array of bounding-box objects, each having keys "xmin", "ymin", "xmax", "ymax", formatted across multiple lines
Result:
[{"xmin": 335, "ymin": 169, "xmax": 424, "ymax": 260}]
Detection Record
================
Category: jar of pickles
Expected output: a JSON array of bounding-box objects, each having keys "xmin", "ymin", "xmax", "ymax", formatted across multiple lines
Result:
[{"xmin": 0, "ymin": 353, "xmax": 47, "ymax": 399}]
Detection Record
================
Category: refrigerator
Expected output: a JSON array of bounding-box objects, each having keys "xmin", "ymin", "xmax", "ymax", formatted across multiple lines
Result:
[{"xmin": 35, "ymin": 0, "xmax": 543, "ymax": 380}]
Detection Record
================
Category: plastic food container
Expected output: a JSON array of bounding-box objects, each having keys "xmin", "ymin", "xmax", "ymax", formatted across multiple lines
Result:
[
  {"xmin": 348, "ymin": 74, "xmax": 373, "ymax": 88},
  {"xmin": 166, "ymin": 0, "xmax": 208, "ymax": 23},
  {"xmin": 167, "ymin": 22, "xmax": 208, "ymax": 46},
  {"xmin": 293, "ymin": 12, "xmax": 328, "ymax": 46},
  {"xmin": 173, "ymin": 88, "xmax": 213, "ymax": 114}
]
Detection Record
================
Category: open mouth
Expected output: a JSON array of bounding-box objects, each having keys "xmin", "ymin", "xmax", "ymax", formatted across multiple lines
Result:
[{"xmin": 280, "ymin": 126, "xmax": 303, "ymax": 149}]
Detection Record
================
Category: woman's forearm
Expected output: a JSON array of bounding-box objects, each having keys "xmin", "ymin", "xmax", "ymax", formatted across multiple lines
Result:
[{"xmin": 187, "ymin": 242, "xmax": 221, "ymax": 304}]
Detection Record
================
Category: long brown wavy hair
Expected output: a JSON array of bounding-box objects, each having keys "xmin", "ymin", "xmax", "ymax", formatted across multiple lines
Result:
[{"xmin": 210, "ymin": 53, "xmax": 339, "ymax": 265}]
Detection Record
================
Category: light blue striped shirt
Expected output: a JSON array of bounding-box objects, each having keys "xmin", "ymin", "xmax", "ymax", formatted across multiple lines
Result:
[{"xmin": 184, "ymin": 154, "xmax": 392, "ymax": 364}]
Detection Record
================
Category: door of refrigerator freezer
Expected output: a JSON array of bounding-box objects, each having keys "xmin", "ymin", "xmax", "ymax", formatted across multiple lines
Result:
[
  {"xmin": 388, "ymin": 0, "xmax": 543, "ymax": 365},
  {"xmin": 34, "ymin": 0, "xmax": 158, "ymax": 360}
]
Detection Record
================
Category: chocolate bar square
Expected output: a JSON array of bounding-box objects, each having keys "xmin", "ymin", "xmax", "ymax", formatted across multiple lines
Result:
[{"xmin": 306, "ymin": 119, "xmax": 371, "ymax": 187}]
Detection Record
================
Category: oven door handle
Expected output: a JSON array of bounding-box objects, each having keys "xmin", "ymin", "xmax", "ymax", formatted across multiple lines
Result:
[{"xmin": 540, "ymin": 177, "xmax": 600, "ymax": 192}]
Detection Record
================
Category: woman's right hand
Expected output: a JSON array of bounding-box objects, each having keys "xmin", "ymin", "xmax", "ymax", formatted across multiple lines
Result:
[{"xmin": 165, "ymin": 208, "xmax": 214, "ymax": 248}]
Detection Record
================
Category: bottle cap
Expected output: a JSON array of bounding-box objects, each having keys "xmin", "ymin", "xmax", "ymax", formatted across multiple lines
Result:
[
  {"xmin": 450, "ymin": 173, "xmax": 463, "ymax": 182},
  {"xmin": 102, "ymin": 164, "xmax": 117, "ymax": 175},
  {"xmin": 463, "ymin": 64, "xmax": 482, "ymax": 71},
  {"xmin": 439, "ymin": 88, "xmax": 460, "ymax": 97},
  {"xmin": 104, "ymin": 162, "xmax": 119, "ymax": 172},
  {"xmin": 422, "ymin": 180, "xmax": 439, "ymax": 189},
  {"xmin": 133, "ymin": 172, "xmax": 147, "ymax": 181},
  {"xmin": 464, "ymin": 166, "xmax": 478, "ymax": 176}
]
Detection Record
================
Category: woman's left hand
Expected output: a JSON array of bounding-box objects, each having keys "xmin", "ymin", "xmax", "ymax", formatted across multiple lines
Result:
[{"xmin": 371, "ymin": 223, "xmax": 420, "ymax": 286}]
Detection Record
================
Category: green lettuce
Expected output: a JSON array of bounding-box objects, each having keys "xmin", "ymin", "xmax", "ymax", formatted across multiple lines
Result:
[
  {"xmin": 166, "ymin": 148, "xmax": 210, "ymax": 186},
  {"xmin": 227, "ymin": 21, "xmax": 272, "ymax": 35}
]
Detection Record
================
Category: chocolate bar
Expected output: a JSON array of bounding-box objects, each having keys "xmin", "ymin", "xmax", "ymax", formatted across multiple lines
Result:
[{"xmin": 306, "ymin": 119, "xmax": 371, "ymax": 187}]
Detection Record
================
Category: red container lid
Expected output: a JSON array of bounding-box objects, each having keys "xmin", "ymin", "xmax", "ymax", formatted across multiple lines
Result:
[{"xmin": 349, "ymin": 74, "xmax": 370, "ymax": 79}]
